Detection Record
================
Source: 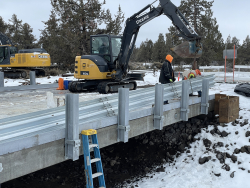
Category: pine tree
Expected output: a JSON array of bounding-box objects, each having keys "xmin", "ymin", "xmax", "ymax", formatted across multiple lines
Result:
[
  {"xmin": 20, "ymin": 23, "xmax": 36, "ymax": 49},
  {"xmin": 0, "ymin": 16, "xmax": 7, "ymax": 33},
  {"xmin": 238, "ymin": 35, "xmax": 250, "ymax": 65},
  {"xmin": 168, "ymin": 0, "xmax": 224, "ymax": 66},
  {"xmin": 6, "ymin": 14, "xmax": 23, "ymax": 49},
  {"xmin": 39, "ymin": 0, "xmax": 125, "ymax": 70},
  {"xmin": 152, "ymin": 33, "xmax": 166, "ymax": 63}
]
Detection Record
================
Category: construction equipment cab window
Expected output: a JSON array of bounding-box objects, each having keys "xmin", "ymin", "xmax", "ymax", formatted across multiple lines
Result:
[
  {"xmin": 92, "ymin": 36, "xmax": 110, "ymax": 55},
  {"xmin": 0, "ymin": 46, "xmax": 8, "ymax": 63}
]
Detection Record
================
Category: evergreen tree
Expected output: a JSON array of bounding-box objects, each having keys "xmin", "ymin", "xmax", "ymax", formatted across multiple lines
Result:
[
  {"xmin": 20, "ymin": 23, "xmax": 36, "ymax": 49},
  {"xmin": 238, "ymin": 35, "xmax": 250, "ymax": 65},
  {"xmin": 0, "ymin": 16, "xmax": 7, "ymax": 33},
  {"xmin": 39, "ymin": 0, "xmax": 125, "ymax": 70},
  {"xmin": 6, "ymin": 14, "xmax": 23, "ymax": 49},
  {"xmin": 168, "ymin": 0, "xmax": 224, "ymax": 66},
  {"xmin": 152, "ymin": 33, "xmax": 166, "ymax": 63}
]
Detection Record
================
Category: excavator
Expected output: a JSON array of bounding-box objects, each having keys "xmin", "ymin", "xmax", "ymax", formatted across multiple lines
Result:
[
  {"xmin": 69, "ymin": 0, "xmax": 202, "ymax": 94},
  {"xmin": 0, "ymin": 32, "xmax": 51, "ymax": 78}
]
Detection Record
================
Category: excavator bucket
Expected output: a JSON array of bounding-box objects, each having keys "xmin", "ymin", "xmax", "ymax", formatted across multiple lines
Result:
[{"xmin": 171, "ymin": 41, "xmax": 202, "ymax": 58}]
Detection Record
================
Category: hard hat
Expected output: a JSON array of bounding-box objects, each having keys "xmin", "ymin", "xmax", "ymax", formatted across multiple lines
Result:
[{"xmin": 166, "ymin": 55, "xmax": 173, "ymax": 63}]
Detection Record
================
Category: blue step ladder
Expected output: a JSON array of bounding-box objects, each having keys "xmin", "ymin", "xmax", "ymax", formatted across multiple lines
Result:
[{"xmin": 81, "ymin": 129, "xmax": 106, "ymax": 188}]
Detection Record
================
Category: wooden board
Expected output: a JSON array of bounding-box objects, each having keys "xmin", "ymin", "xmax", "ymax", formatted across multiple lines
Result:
[
  {"xmin": 214, "ymin": 94, "xmax": 227, "ymax": 115},
  {"xmin": 219, "ymin": 96, "xmax": 239, "ymax": 123}
]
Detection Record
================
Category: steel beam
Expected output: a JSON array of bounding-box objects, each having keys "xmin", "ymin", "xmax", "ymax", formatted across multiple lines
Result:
[
  {"xmin": 154, "ymin": 84, "xmax": 164, "ymax": 130},
  {"xmin": 117, "ymin": 88, "xmax": 130, "ymax": 143},
  {"xmin": 180, "ymin": 80, "xmax": 190, "ymax": 121},
  {"xmin": 65, "ymin": 94, "xmax": 80, "ymax": 161},
  {"xmin": 201, "ymin": 78, "xmax": 210, "ymax": 114}
]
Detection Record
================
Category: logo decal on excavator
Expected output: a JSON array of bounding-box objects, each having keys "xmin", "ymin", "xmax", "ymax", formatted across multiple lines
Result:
[
  {"xmin": 136, "ymin": 15, "xmax": 149, "ymax": 25},
  {"xmin": 38, "ymin": 55, "xmax": 48, "ymax": 59}
]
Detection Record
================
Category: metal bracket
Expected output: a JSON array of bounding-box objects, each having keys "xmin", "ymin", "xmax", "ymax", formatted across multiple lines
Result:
[
  {"xmin": 180, "ymin": 80, "xmax": 190, "ymax": 121},
  {"xmin": 117, "ymin": 88, "xmax": 130, "ymax": 143},
  {"xmin": 65, "ymin": 139, "xmax": 81, "ymax": 147},
  {"xmin": 154, "ymin": 84, "xmax": 164, "ymax": 130},
  {"xmin": 118, "ymin": 125, "xmax": 130, "ymax": 132},
  {"xmin": 201, "ymin": 78, "xmax": 210, "ymax": 114},
  {"xmin": 101, "ymin": 98, "xmax": 116, "ymax": 117},
  {"xmin": 0, "ymin": 163, "xmax": 3, "ymax": 172}
]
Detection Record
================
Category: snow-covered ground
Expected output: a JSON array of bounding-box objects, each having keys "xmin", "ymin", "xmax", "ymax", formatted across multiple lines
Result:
[
  {"xmin": 126, "ymin": 83, "xmax": 250, "ymax": 188},
  {"xmin": 1, "ymin": 71, "xmax": 250, "ymax": 188}
]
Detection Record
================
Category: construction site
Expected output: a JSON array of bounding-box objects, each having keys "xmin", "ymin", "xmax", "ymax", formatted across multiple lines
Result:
[{"xmin": 1, "ymin": 0, "xmax": 250, "ymax": 188}]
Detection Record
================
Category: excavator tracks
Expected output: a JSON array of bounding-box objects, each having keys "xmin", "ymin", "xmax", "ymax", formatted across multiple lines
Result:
[{"xmin": 69, "ymin": 80, "xmax": 137, "ymax": 94}]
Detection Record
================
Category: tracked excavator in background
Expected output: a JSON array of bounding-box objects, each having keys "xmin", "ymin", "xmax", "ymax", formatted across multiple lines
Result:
[
  {"xmin": 0, "ymin": 32, "xmax": 51, "ymax": 78},
  {"xmin": 69, "ymin": 0, "xmax": 202, "ymax": 94}
]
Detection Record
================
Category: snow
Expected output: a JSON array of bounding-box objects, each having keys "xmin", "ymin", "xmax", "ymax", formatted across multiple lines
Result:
[{"xmin": 2, "ymin": 71, "xmax": 250, "ymax": 188}]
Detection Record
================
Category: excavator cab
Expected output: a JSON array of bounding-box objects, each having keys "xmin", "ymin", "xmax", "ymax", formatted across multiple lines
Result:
[
  {"xmin": 90, "ymin": 34, "xmax": 122, "ymax": 65},
  {"xmin": 0, "ymin": 46, "xmax": 10, "ymax": 65}
]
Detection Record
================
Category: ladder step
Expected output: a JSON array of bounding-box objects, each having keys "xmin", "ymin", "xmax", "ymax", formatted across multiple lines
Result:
[
  {"xmin": 89, "ymin": 144, "xmax": 98, "ymax": 149},
  {"xmin": 92, "ymin": 172, "xmax": 103, "ymax": 179},
  {"xmin": 91, "ymin": 158, "xmax": 101, "ymax": 163}
]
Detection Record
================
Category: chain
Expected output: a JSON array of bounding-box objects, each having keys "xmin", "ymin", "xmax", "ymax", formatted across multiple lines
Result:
[
  {"xmin": 189, "ymin": 79, "xmax": 193, "ymax": 94},
  {"xmin": 170, "ymin": 82, "xmax": 180, "ymax": 98}
]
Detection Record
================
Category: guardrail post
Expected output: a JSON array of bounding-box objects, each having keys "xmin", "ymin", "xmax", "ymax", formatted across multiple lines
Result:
[
  {"xmin": 29, "ymin": 71, "xmax": 36, "ymax": 85},
  {"xmin": 0, "ymin": 72, "xmax": 4, "ymax": 87},
  {"xmin": 201, "ymin": 78, "xmax": 210, "ymax": 114},
  {"xmin": 65, "ymin": 93, "xmax": 80, "ymax": 161},
  {"xmin": 154, "ymin": 84, "xmax": 164, "ymax": 130},
  {"xmin": 118, "ymin": 88, "xmax": 130, "ymax": 143},
  {"xmin": 180, "ymin": 80, "xmax": 190, "ymax": 121}
]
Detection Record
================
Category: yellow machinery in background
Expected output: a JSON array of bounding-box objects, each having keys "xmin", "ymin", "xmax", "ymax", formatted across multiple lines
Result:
[
  {"xmin": 69, "ymin": 0, "xmax": 202, "ymax": 94},
  {"xmin": 0, "ymin": 32, "xmax": 51, "ymax": 78}
]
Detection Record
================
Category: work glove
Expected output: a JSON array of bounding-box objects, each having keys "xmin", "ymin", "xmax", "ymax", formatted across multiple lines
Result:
[{"xmin": 169, "ymin": 79, "xmax": 173, "ymax": 83}]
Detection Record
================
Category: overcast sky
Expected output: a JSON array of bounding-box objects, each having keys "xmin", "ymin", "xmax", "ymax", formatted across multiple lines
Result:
[{"xmin": 0, "ymin": 0, "xmax": 249, "ymax": 47}]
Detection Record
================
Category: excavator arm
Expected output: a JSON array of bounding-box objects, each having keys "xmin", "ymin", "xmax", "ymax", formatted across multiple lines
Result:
[
  {"xmin": 113, "ymin": 0, "xmax": 202, "ymax": 81},
  {"xmin": 0, "ymin": 32, "xmax": 14, "ymax": 46}
]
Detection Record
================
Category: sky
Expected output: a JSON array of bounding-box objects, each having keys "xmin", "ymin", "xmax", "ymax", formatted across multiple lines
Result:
[{"xmin": 0, "ymin": 0, "xmax": 249, "ymax": 47}]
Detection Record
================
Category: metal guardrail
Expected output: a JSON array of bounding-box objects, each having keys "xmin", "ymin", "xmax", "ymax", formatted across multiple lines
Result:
[{"xmin": 0, "ymin": 75, "xmax": 215, "ymax": 155}]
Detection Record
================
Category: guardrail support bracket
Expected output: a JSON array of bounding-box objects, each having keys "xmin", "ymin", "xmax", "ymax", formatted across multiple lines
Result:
[
  {"xmin": 180, "ymin": 80, "xmax": 190, "ymax": 121},
  {"xmin": 154, "ymin": 84, "xmax": 164, "ymax": 130},
  {"xmin": 65, "ymin": 94, "xmax": 80, "ymax": 161},
  {"xmin": 118, "ymin": 88, "xmax": 130, "ymax": 143},
  {"xmin": 201, "ymin": 78, "xmax": 210, "ymax": 114}
]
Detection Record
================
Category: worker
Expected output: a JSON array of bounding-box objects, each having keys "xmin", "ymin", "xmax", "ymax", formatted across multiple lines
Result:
[
  {"xmin": 99, "ymin": 39, "xmax": 109, "ymax": 54},
  {"xmin": 159, "ymin": 54, "xmax": 176, "ymax": 84}
]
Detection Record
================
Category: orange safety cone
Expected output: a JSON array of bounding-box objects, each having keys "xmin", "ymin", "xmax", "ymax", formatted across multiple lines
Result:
[
  {"xmin": 56, "ymin": 78, "xmax": 65, "ymax": 90},
  {"xmin": 178, "ymin": 72, "xmax": 180, "ymax": 81}
]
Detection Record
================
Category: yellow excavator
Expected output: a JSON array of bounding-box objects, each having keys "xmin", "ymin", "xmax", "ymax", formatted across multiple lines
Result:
[
  {"xmin": 69, "ymin": 0, "xmax": 202, "ymax": 94},
  {"xmin": 0, "ymin": 32, "xmax": 51, "ymax": 78}
]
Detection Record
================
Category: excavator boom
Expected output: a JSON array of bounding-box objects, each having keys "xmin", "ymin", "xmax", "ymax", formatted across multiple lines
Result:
[{"xmin": 113, "ymin": 0, "xmax": 202, "ymax": 81}]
